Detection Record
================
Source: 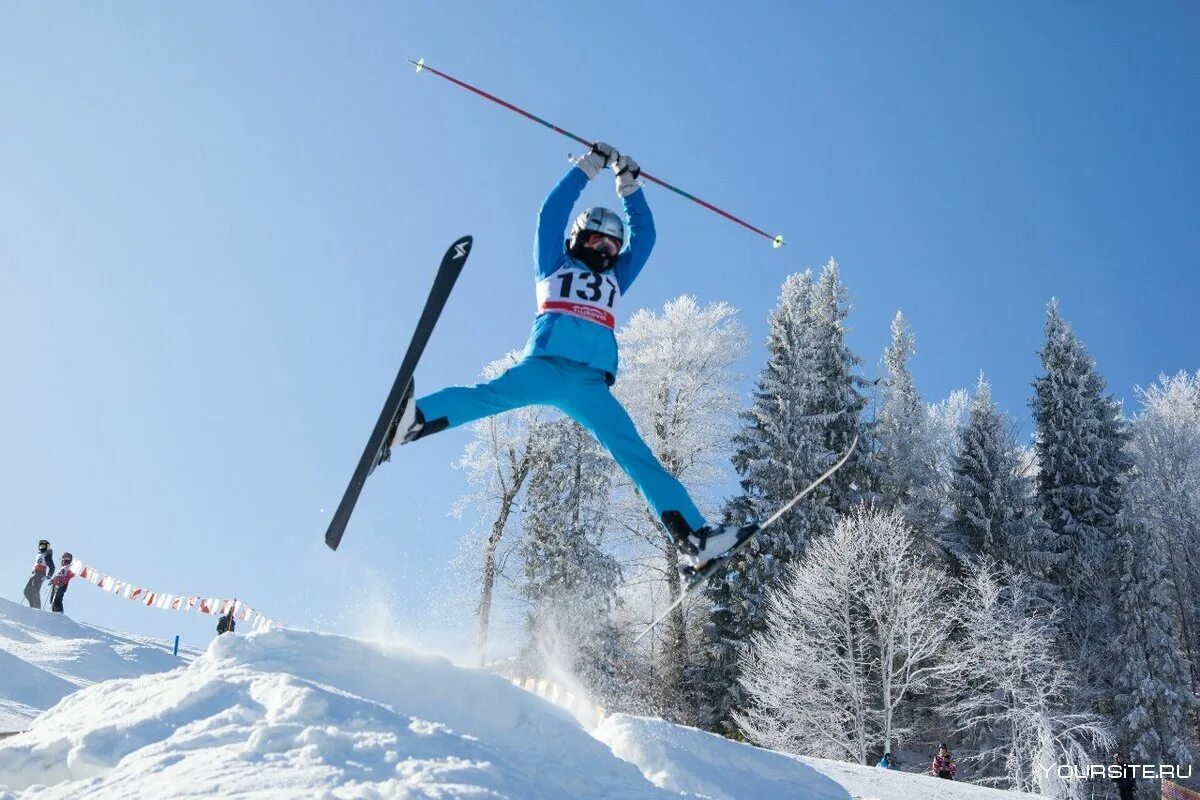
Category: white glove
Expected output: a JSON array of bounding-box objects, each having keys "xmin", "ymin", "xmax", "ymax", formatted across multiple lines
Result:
[
  {"xmin": 613, "ymin": 153, "xmax": 642, "ymax": 197},
  {"xmin": 572, "ymin": 141, "xmax": 618, "ymax": 180}
]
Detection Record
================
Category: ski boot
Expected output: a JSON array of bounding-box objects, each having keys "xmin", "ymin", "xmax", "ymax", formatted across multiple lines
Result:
[
  {"xmin": 372, "ymin": 382, "xmax": 426, "ymax": 471},
  {"xmin": 661, "ymin": 512, "xmax": 760, "ymax": 577}
]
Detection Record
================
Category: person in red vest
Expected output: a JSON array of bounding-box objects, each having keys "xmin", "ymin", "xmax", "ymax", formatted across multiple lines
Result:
[
  {"xmin": 932, "ymin": 743, "xmax": 958, "ymax": 780},
  {"xmin": 24, "ymin": 539, "xmax": 55, "ymax": 609},
  {"xmin": 47, "ymin": 552, "xmax": 76, "ymax": 614}
]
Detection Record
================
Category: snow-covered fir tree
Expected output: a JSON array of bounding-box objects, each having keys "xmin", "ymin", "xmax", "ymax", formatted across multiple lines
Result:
[
  {"xmin": 1030, "ymin": 299, "xmax": 1130, "ymax": 695},
  {"xmin": 942, "ymin": 375, "xmax": 1053, "ymax": 585},
  {"xmin": 1127, "ymin": 371, "xmax": 1200, "ymax": 740},
  {"xmin": 1110, "ymin": 514, "xmax": 1196, "ymax": 772},
  {"xmin": 518, "ymin": 417, "xmax": 624, "ymax": 705},
  {"xmin": 453, "ymin": 351, "xmax": 548, "ymax": 660},
  {"xmin": 736, "ymin": 506, "xmax": 950, "ymax": 762},
  {"xmin": 874, "ymin": 311, "xmax": 946, "ymax": 546},
  {"xmin": 875, "ymin": 311, "xmax": 925, "ymax": 508},
  {"xmin": 940, "ymin": 562, "xmax": 1112, "ymax": 799},
  {"xmin": 700, "ymin": 262, "xmax": 868, "ymax": 735}
]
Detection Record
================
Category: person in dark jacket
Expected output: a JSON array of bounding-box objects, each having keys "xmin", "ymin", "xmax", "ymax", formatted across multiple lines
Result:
[
  {"xmin": 216, "ymin": 608, "xmax": 236, "ymax": 635},
  {"xmin": 932, "ymin": 743, "xmax": 957, "ymax": 780},
  {"xmin": 23, "ymin": 539, "xmax": 55, "ymax": 609},
  {"xmin": 47, "ymin": 552, "xmax": 75, "ymax": 613},
  {"xmin": 1112, "ymin": 751, "xmax": 1136, "ymax": 800}
]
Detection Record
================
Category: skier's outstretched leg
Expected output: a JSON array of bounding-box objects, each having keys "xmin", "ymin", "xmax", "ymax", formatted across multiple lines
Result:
[
  {"xmin": 401, "ymin": 357, "xmax": 564, "ymax": 443},
  {"xmin": 557, "ymin": 367, "xmax": 706, "ymax": 530},
  {"xmin": 559, "ymin": 367, "xmax": 756, "ymax": 572}
]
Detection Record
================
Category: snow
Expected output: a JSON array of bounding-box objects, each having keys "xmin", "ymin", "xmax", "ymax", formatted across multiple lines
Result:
[
  {"xmin": 596, "ymin": 714, "xmax": 1046, "ymax": 800},
  {"xmin": 0, "ymin": 598, "xmax": 186, "ymax": 731},
  {"xmin": 0, "ymin": 597, "xmax": 1049, "ymax": 799}
]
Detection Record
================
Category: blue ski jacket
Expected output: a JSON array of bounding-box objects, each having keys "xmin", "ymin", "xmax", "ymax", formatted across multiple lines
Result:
[{"xmin": 523, "ymin": 165, "xmax": 656, "ymax": 384}]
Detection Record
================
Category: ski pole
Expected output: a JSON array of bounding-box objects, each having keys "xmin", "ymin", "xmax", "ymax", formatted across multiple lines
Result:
[{"xmin": 410, "ymin": 58, "xmax": 785, "ymax": 249}]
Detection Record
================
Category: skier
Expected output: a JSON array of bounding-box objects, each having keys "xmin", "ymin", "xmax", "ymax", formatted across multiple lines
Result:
[
  {"xmin": 47, "ymin": 552, "xmax": 75, "ymax": 614},
  {"xmin": 931, "ymin": 743, "xmax": 957, "ymax": 780},
  {"xmin": 384, "ymin": 143, "xmax": 754, "ymax": 573},
  {"xmin": 216, "ymin": 607, "xmax": 236, "ymax": 636},
  {"xmin": 23, "ymin": 539, "xmax": 55, "ymax": 609},
  {"xmin": 876, "ymin": 752, "xmax": 892, "ymax": 769}
]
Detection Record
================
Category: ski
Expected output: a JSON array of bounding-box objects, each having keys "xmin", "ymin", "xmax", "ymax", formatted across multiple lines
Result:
[
  {"xmin": 324, "ymin": 235, "xmax": 473, "ymax": 551},
  {"xmin": 633, "ymin": 435, "xmax": 859, "ymax": 644}
]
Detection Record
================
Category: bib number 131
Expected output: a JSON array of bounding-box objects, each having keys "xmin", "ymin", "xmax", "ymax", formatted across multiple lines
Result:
[{"xmin": 557, "ymin": 271, "xmax": 617, "ymax": 308}]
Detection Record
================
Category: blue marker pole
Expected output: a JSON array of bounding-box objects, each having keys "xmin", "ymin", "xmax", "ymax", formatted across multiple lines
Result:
[{"xmin": 173, "ymin": 635, "xmax": 180, "ymax": 657}]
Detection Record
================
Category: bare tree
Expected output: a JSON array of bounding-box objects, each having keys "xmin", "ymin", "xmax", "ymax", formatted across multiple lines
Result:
[
  {"xmin": 612, "ymin": 295, "xmax": 746, "ymax": 721},
  {"xmin": 737, "ymin": 506, "xmax": 951, "ymax": 762},
  {"xmin": 941, "ymin": 562, "xmax": 1112, "ymax": 798},
  {"xmin": 453, "ymin": 351, "xmax": 548, "ymax": 662}
]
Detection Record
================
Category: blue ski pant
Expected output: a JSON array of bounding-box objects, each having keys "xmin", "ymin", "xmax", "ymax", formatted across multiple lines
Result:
[{"xmin": 416, "ymin": 356, "xmax": 706, "ymax": 531}]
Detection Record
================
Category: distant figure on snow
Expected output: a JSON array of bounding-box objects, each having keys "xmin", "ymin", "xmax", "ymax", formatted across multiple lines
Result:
[
  {"xmin": 876, "ymin": 752, "xmax": 892, "ymax": 769},
  {"xmin": 216, "ymin": 608, "xmax": 236, "ymax": 635},
  {"xmin": 1112, "ymin": 751, "xmax": 1136, "ymax": 800},
  {"xmin": 932, "ymin": 743, "xmax": 957, "ymax": 780},
  {"xmin": 47, "ymin": 552, "xmax": 75, "ymax": 614},
  {"xmin": 24, "ymin": 539, "xmax": 55, "ymax": 609}
]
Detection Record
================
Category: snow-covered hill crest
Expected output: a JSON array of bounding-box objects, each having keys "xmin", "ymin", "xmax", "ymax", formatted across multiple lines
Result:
[{"xmin": 0, "ymin": 600, "xmax": 1049, "ymax": 799}]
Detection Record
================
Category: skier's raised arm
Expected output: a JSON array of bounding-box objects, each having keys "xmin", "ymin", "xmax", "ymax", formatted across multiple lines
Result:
[
  {"xmin": 610, "ymin": 153, "xmax": 655, "ymax": 293},
  {"xmin": 534, "ymin": 142, "xmax": 619, "ymax": 278}
]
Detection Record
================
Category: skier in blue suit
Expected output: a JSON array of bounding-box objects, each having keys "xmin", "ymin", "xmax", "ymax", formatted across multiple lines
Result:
[{"xmin": 387, "ymin": 142, "xmax": 754, "ymax": 572}]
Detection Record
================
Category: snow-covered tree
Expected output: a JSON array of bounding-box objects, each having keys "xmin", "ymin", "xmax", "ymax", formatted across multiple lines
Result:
[
  {"xmin": 1127, "ymin": 371, "xmax": 1200, "ymax": 737},
  {"xmin": 737, "ymin": 506, "xmax": 950, "ymax": 762},
  {"xmin": 942, "ymin": 375, "xmax": 1053, "ymax": 585},
  {"xmin": 612, "ymin": 295, "xmax": 746, "ymax": 722},
  {"xmin": 518, "ymin": 418, "xmax": 624, "ymax": 704},
  {"xmin": 1030, "ymin": 299, "xmax": 1130, "ymax": 689},
  {"xmin": 453, "ymin": 351, "xmax": 548, "ymax": 660},
  {"xmin": 875, "ymin": 313, "xmax": 925, "ymax": 505},
  {"xmin": 702, "ymin": 262, "xmax": 868, "ymax": 735},
  {"xmin": 1110, "ymin": 514, "xmax": 1196, "ymax": 771},
  {"xmin": 940, "ymin": 562, "xmax": 1113, "ymax": 798}
]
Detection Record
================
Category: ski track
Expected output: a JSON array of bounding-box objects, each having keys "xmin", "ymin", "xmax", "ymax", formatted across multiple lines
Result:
[{"xmin": 0, "ymin": 598, "xmax": 1049, "ymax": 799}]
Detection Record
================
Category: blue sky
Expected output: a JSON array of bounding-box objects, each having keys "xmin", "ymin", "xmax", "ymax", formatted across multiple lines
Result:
[{"xmin": 2, "ymin": 2, "xmax": 1197, "ymax": 652}]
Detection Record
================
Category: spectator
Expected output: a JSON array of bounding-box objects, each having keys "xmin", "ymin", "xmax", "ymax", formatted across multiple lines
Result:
[
  {"xmin": 48, "ymin": 552, "xmax": 75, "ymax": 614},
  {"xmin": 23, "ymin": 539, "xmax": 54, "ymax": 609},
  {"xmin": 216, "ymin": 608, "xmax": 236, "ymax": 635},
  {"xmin": 932, "ymin": 743, "xmax": 957, "ymax": 780},
  {"xmin": 1112, "ymin": 751, "xmax": 1136, "ymax": 800},
  {"xmin": 876, "ymin": 752, "xmax": 892, "ymax": 769}
]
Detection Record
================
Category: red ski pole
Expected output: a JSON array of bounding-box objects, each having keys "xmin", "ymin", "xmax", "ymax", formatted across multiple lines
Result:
[{"xmin": 410, "ymin": 58, "xmax": 785, "ymax": 249}]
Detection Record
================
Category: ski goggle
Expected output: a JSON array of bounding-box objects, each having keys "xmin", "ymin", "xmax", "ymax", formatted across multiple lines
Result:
[{"xmin": 584, "ymin": 233, "xmax": 621, "ymax": 257}]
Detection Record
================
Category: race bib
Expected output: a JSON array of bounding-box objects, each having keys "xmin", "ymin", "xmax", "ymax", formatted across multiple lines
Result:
[{"xmin": 535, "ymin": 266, "xmax": 622, "ymax": 329}]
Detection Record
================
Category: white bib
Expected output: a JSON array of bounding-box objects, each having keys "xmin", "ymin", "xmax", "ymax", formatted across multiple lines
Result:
[{"xmin": 535, "ymin": 265, "xmax": 622, "ymax": 329}]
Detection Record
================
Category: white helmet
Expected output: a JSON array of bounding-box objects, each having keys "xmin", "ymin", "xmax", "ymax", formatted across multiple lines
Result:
[{"xmin": 568, "ymin": 207, "xmax": 624, "ymax": 272}]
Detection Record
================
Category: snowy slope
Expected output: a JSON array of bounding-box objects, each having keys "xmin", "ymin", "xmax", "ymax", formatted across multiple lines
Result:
[
  {"xmin": 597, "ymin": 715, "xmax": 1047, "ymax": 800},
  {"xmin": 0, "ymin": 598, "xmax": 186, "ymax": 731},
  {"xmin": 0, "ymin": 604, "xmax": 1049, "ymax": 799}
]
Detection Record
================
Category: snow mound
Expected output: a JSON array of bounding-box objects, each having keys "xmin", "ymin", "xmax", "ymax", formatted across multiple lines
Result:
[
  {"xmin": 0, "ymin": 605, "xmax": 1049, "ymax": 799},
  {"xmin": 0, "ymin": 598, "xmax": 183, "ymax": 731},
  {"xmin": 597, "ymin": 714, "xmax": 1046, "ymax": 800},
  {"xmin": 0, "ymin": 626, "xmax": 666, "ymax": 798}
]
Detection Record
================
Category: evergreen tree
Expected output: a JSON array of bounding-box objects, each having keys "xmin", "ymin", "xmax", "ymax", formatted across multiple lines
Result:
[
  {"xmin": 875, "ymin": 311, "xmax": 947, "ymax": 544},
  {"xmin": 700, "ymin": 261, "xmax": 867, "ymax": 735},
  {"xmin": 518, "ymin": 418, "xmax": 624, "ymax": 704},
  {"xmin": 1030, "ymin": 299, "xmax": 1130, "ymax": 689},
  {"xmin": 1111, "ymin": 515, "xmax": 1195, "ymax": 772},
  {"xmin": 943, "ymin": 375, "xmax": 1053, "ymax": 585}
]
